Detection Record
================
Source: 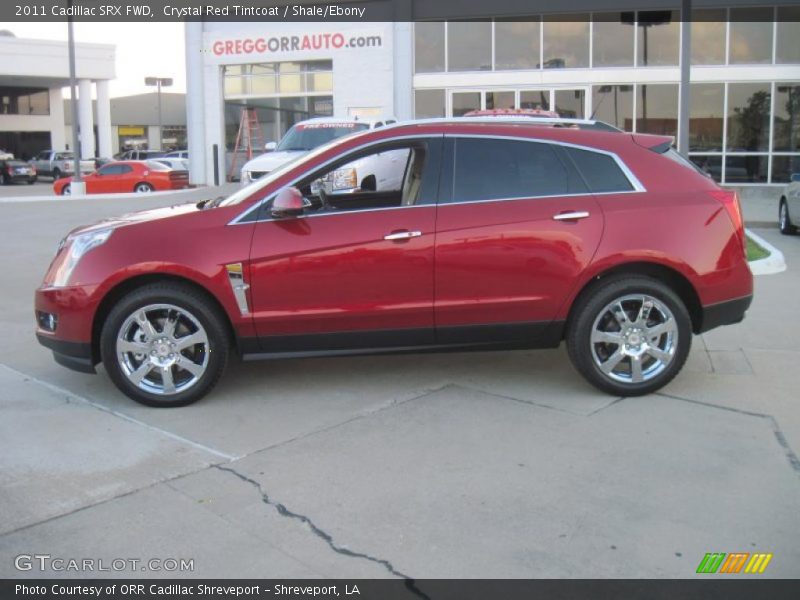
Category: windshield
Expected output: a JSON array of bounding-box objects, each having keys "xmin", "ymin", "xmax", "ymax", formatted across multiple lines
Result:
[{"xmin": 275, "ymin": 122, "xmax": 369, "ymax": 152}]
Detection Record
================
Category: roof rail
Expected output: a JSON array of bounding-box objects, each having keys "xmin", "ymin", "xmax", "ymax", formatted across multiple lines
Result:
[{"xmin": 386, "ymin": 116, "xmax": 622, "ymax": 132}]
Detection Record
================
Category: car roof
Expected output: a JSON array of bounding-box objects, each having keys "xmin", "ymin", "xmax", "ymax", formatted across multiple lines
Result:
[{"xmin": 296, "ymin": 116, "xmax": 396, "ymax": 127}]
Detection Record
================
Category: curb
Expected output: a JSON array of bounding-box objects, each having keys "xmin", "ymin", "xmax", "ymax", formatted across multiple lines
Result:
[
  {"xmin": 746, "ymin": 228, "xmax": 786, "ymax": 276},
  {"xmin": 0, "ymin": 186, "xmax": 205, "ymax": 204}
]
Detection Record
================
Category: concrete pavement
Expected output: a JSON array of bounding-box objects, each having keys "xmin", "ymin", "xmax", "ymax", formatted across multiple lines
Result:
[{"xmin": 0, "ymin": 193, "xmax": 798, "ymax": 580}]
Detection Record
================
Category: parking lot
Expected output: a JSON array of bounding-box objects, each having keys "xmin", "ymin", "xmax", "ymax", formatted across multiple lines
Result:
[{"xmin": 0, "ymin": 188, "xmax": 799, "ymax": 580}]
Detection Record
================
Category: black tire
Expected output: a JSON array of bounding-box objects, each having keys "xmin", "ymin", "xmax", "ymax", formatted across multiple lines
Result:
[
  {"xmin": 1, "ymin": 174, "xmax": 9, "ymax": 185},
  {"xmin": 52, "ymin": 168, "xmax": 61, "ymax": 181},
  {"xmin": 28, "ymin": 177, "xmax": 36, "ymax": 185},
  {"xmin": 779, "ymin": 198, "xmax": 796, "ymax": 235},
  {"xmin": 566, "ymin": 276, "xmax": 692, "ymax": 397},
  {"xmin": 100, "ymin": 282, "xmax": 230, "ymax": 407},
  {"xmin": 61, "ymin": 183, "xmax": 71, "ymax": 196},
  {"xmin": 133, "ymin": 182, "xmax": 154, "ymax": 193}
]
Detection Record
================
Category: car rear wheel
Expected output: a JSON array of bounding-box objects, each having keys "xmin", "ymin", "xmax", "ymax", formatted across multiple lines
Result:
[
  {"xmin": 61, "ymin": 184, "xmax": 71, "ymax": 196},
  {"xmin": 134, "ymin": 182, "xmax": 154, "ymax": 193},
  {"xmin": 100, "ymin": 283, "xmax": 229, "ymax": 407},
  {"xmin": 779, "ymin": 199, "xmax": 796, "ymax": 235},
  {"xmin": 567, "ymin": 277, "xmax": 691, "ymax": 396}
]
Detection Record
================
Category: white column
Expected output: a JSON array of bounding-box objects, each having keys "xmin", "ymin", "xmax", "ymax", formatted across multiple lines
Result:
[
  {"xmin": 95, "ymin": 79, "xmax": 112, "ymax": 158},
  {"xmin": 185, "ymin": 21, "xmax": 207, "ymax": 185},
  {"xmin": 77, "ymin": 79, "xmax": 95, "ymax": 158},
  {"xmin": 48, "ymin": 87, "xmax": 66, "ymax": 151}
]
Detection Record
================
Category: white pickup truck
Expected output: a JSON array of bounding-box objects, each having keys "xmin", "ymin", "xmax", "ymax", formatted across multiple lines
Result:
[{"xmin": 29, "ymin": 150, "xmax": 95, "ymax": 181}]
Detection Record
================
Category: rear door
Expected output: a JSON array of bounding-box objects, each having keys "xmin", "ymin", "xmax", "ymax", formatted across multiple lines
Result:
[{"xmin": 434, "ymin": 136, "xmax": 605, "ymax": 344}]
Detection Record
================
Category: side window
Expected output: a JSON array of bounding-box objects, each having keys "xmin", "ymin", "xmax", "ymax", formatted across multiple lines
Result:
[
  {"xmin": 564, "ymin": 147, "xmax": 635, "ymax": 193},
  {"xmin": 451, "ymin": 138, "xmax": 580, "ymax": 203},
  {"xmin": 269, "ymin": 139, "xmax": 442, "ymax": 219},
  {"xmin": 118, "ymin": 164, "xmax": 133, "ymax": 175},
  {"xmin": 98, "ymin": 165, "xmax": 120, "ymax": 176}
]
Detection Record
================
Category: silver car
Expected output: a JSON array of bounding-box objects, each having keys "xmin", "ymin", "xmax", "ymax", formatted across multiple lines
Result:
[{"xmin": 779, "ymin": 172, "xmax": 800, "ymax": 235}]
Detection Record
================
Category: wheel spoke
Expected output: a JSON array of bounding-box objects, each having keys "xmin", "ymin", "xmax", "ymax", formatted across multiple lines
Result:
[
  {"xmin": 161, "ymin": 367, "xmax": 176, "ymax": 394},
  {"xmin": 591, "ymin": 330, "xmax": 623, "ymax": 345},
  {"xmin": 646, "ymin": 320, "xmax": 675, "ymax": 339},
  {"xmin": 118, "ymin": 339, "xmax": 149, "ymax": 355},
  {"xmin": 636, "ymin": 298, "xmax": 654, "ymax": 325},
  {"xmin": 135, "ymin": 311, "xmax": 158, "ymax": 340},
  {"xmin": 128, "ymin": 362, "xmax": 153, "ymax": 385},
  {"xmin": 180, "ymin": 359, "xmax": 204, "ymax": 378},
  {"xmin": 646, "ymin": 346, "xmax": 673, "ymax": 364},
  {"xmin": 175, "ymin": 330, "xmax": 207, "ymax": 351},
  {"xmin": 600, "ymin": 348, "xmax": 625, "ymax": 374},
  {"xmin": 610, "ymin": 302, "xmax": 629, "ymax": 327},
  {"xmin": 630, "ymin": 355, "xmax": 644, "ymax": 383}
]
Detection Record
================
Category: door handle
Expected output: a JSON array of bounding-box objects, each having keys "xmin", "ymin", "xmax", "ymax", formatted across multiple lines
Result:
[
  {"xmin": 552, "ymin": 211, "xmax": 590, "ymax": 221},
  {"xmin": 384, "ymin": 230, "xmax": 422, "ymax": 241}
]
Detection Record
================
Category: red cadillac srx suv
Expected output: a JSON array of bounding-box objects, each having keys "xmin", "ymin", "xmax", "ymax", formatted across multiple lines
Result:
[{"xmin": 35, "ymin": 119, "xmax": 753, "ymax": 407}]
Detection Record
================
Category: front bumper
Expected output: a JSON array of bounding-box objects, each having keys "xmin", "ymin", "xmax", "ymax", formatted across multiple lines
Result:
[{"xmin": 698, "ymin": 294, "xmax": 753, "ymax": 333}]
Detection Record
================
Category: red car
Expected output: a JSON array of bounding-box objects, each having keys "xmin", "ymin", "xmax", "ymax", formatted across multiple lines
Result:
[
  {"xmin": 53, "ymin": 160, "xmax": 189, "ymax": 195},
  {"xmin": 35, "ymin": 119, "xmax": 753, "ymax": 406}
]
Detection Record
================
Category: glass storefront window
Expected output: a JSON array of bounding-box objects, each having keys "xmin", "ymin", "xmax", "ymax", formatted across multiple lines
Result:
[
  {"xmin": 690, "ymin": 10, "xmax": 726, "ymax": 65},
  {"xmin": 543, "ymin": 15, "xmax": 590, "ymax": 69},
  {"xmin": 728, "ymin": 83, "xmax": 771, "ymax": 152},
  {"xmin": 415, "ymin": 89, "xmax": 445, "ymax": 118},
  {"xmin": 690, "ymin": 83, "xmax": 724, "ymax": 152},
  {"xmin": 777, "ymin": 8, "xmax": 800, "ymax": 64},
  {"xmin": 729, "ymin": 10, "xmax": 773, "ymax": 64},
  {"xmin": 415, "ymin": 22, "xmax": 445, "ymax": 73},
  {"xmin": 486, "ymin": 91, "xmax": 515, "ymax": 110},
  {"xmin": 592, "ymin": 85, "xmax": 633, "ymax": 131},
  {"xmin": 520, "ymin": 90, "xmax": 550, "ymax": 111},
  {"xmin": 636, "ymin": 84, "xmax": 678, "ymax": 139},
  {"xmin": 555, "ymin": 89, "xmax": 585, "ymax": 118},
  {"xmin": 452, "ymin": 92, "xmax": 481, "ymax": 117},
  {"xmin": 725, "ymin": 155, "xmax": 768, "ymax": 183},
  {"xmin": 772, "ymin": 155, "xmax": 800, "ymax": 183},
  {"xmin": 307, "ymin": 72, "xmax": 333, "ymax": 93},
  {"xmin": 0, "ymin": 87, "xmax": 50, "ymax": 115},
  {"xmin": 689, "ymin": 155, "xmax": 722, "ymax": 182},
  {"xmin": 637, "ymin": 11, "xmax": 679, "ymax": 66},
  {"xmin": 592, "ymin": 13, "xmax": 634, "ymax": 67},
  {"xmin": 774, "ymin": 84, "xmax": 800, "ymax": 152},
  {"xmin": 495, "ymin": 21, "xmax": 540, "ymax": 70},
  {"xmin": 448, "ymin": 21, "xmax": 492, "ymax": 71}
]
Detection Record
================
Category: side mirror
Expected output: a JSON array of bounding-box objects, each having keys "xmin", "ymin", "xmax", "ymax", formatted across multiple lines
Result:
[
  {"xmin": 791, "ymin": 173, "xmax": 800, "ymax": 183},
  {"xmin": 271, "ymin": 187, "xmax": 304, "ymax": 218},
  {"xmin": 264, "ymin": 141, "xmax": 277, "ymax": 152}
]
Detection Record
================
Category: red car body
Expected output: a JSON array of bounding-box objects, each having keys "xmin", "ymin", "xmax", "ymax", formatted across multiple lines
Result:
[
  {"xmin": 35, "ymin": 120, "xmax": 753, "ymax": 405},
  {"xmin": 53, "ymin": 160, "xmax": 189, "ymax": 195}
]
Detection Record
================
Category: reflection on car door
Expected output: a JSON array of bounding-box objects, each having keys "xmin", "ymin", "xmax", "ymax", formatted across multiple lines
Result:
[
  {"xmin": 434, "ymin": 137, "xmax": 605, "ymax": 345},
  {"xmin": 247, "ymin": 138, "xmax": 443, "ymax": 353}
]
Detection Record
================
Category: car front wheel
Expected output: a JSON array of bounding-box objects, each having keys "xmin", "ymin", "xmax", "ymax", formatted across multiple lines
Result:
[
  {"xmin": 567, "ymin": 277, "xmax": 691, "ymax": 396},
  {"xmin": 779, "ymin": 199, "xmax": 796, "ymax": 235},
  {"xmin": 100, "ymin": 283, "xmax": 229, "ymax": 407}
]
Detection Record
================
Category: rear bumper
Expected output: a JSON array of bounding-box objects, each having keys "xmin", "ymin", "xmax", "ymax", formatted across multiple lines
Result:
[
  {"xmin": 36, "ymin": 333, "xmax": 95, "ymax": 374},
  {"xmin": 698, "ymin": 294, "xmax": 753, "ymax": 333}
]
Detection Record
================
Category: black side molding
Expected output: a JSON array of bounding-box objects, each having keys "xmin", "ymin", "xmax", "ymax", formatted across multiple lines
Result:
[{"xmin": 698, "ymin": 295, "xmax": 753, "ymax": 334}]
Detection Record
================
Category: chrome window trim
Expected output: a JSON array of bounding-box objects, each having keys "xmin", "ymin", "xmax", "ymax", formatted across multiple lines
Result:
[
  {"xmin": 227, "ymin": 130, "xmax": 645, "ymax": 225},
  {"xmin": 227, "ymin": 134, "xmax": 439, "ymax": 225}
]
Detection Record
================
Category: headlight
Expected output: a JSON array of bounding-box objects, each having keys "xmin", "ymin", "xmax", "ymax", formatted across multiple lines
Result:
[
  {"xmin": 331, "ymin": 168, "xmax": 357, "ymax": 191},
  {"xmin": 52, "ymin": 229, "xmax": 113, "ymax": 287}
]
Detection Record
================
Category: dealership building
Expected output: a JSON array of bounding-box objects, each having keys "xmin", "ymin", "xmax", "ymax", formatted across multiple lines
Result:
[{"xmin": 185, "ymin": 4, "xmax": 800, "ymax": 186}]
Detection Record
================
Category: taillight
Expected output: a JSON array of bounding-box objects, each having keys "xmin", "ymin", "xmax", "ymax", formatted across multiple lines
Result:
[{"xmin": 707, "ymin": 189, "xmax": 746, "ymax": 256}]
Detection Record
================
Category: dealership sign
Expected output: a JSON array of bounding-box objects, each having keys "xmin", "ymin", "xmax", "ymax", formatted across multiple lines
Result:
[{"xmin": 205, "ymin": 30, "xmax": 385, "ymax": 62}]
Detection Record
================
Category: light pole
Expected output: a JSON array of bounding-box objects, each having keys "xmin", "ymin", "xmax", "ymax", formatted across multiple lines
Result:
[
  {"xmin": 144, "ymin": 77, "xmax": 173, "ymax": 151},
  {"xmin": 67, "ymin": 0, "xmax": 84, "ymax": 194}
]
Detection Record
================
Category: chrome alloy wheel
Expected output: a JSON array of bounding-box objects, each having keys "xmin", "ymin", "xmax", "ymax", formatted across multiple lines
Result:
[
  {"xmin": 590, "ymin": 294, "xmax": 678, "ymax": 384},
  {"xmin": 116, "ymin": 303, "xmax": 209, "ymax": 396}
]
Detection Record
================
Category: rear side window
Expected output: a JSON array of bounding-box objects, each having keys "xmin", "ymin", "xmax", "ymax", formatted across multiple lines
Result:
[
  {"xmin": 452, "ymin": 138, "xmax": 584, "ymax": 202},
  {"xmin": 564, "ymin": 147, "xmax": 634, "ymax": 193}
]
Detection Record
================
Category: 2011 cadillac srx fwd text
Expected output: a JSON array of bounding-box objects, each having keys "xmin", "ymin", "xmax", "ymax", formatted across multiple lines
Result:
[{"xmin": 34, "ymin": 119, "xmax": 753, "ymax": 406}]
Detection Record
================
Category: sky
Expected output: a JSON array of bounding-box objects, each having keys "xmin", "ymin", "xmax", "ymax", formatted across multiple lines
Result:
[{"xmin": 0, "ymin": 22, "xmax": 186, "ymax": 98}]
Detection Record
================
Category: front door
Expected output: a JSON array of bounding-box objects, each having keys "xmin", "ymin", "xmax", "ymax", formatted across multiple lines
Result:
[
  {"xmin": 434, "ymin": 136, "xmax": 604, "ymax": 344},
  {"xmin": 247, "ymin": 137, "xmax": 443, "ymax": 353}
]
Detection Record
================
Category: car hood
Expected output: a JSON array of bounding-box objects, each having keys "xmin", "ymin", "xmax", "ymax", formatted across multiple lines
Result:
[
  {"xmin": 242, "ymin": 150, "xmax": 306, "ymax": 173},
  {"xmin": 66, "ymin": 202, "xmax": 200, "ymax": 238}
]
